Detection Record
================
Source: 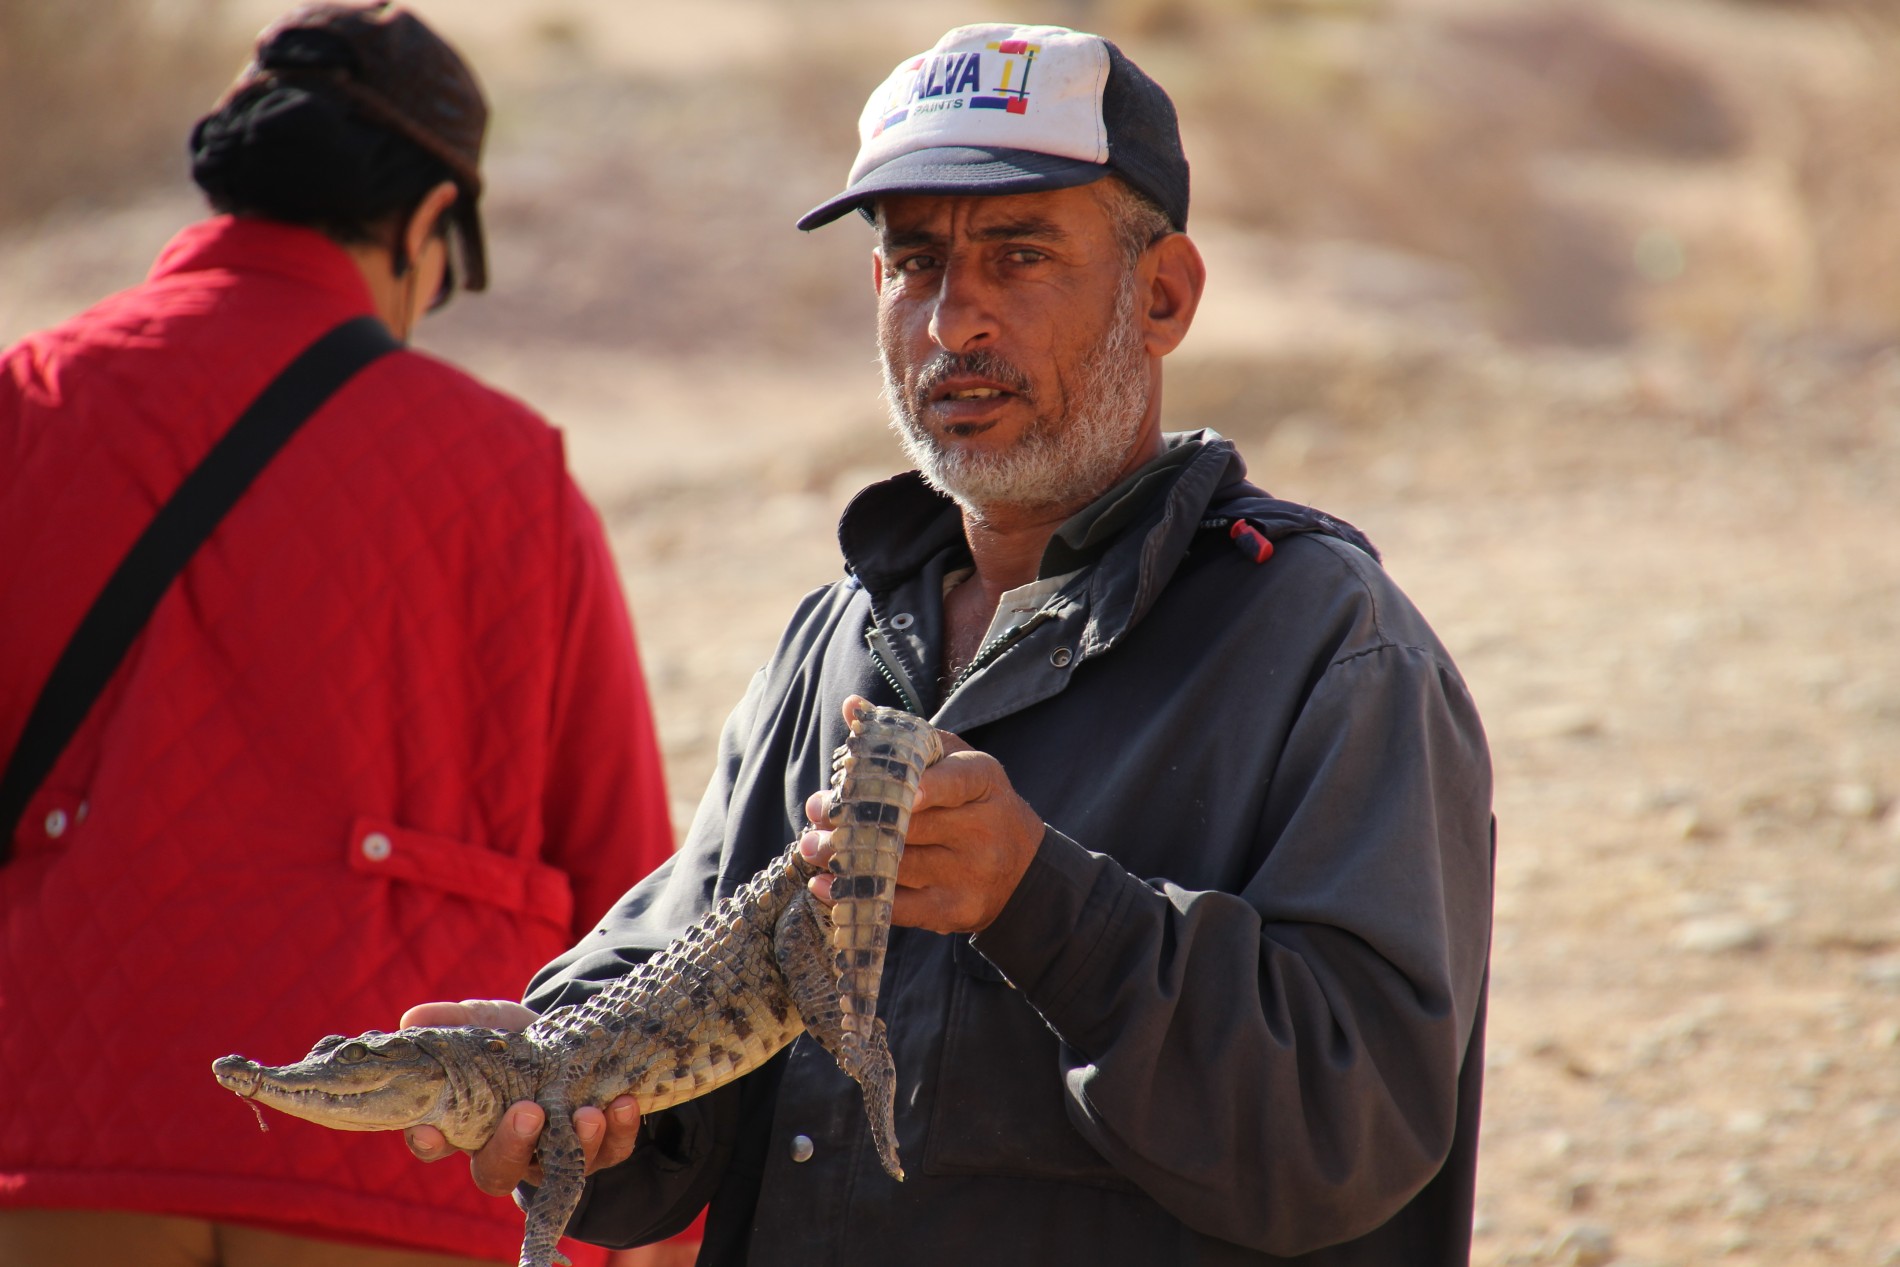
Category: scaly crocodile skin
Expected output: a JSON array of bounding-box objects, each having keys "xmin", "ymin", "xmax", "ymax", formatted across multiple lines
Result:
[
  {"xmin": 211, "ymin": 701, "xmax": 940, "ymax": 1267},
  {"xmin": 822, "ymin": 707, "xmax": 940, "ymax": 1083}
]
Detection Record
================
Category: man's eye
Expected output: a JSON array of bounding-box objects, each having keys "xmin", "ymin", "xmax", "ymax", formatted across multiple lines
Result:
[
  {"xmin": 1004, "ymin": 248, "xmax": 1047, "ymax": 264},
  {"xmin": 896, "ymin": 254, "xmax": 938, "ymax": 275}
]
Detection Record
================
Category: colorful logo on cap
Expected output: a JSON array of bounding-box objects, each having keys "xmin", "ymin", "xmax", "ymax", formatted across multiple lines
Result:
[
  {"xmin": 839, "ymin": 25, "xmax": 1111, "ymax": 194},
  {"xmin": 873, "ymin": 40, "xmax": 1043, "ymax": 137}
]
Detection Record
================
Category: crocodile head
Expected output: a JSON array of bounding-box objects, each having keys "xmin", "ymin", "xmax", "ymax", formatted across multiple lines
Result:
[{"xmin": 212, "ymin": 1026, "xmax": 520, "ymax": 1146}]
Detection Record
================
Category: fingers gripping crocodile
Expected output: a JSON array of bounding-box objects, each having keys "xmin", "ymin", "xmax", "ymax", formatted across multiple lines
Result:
[{"xmin": 212, "ymin": 700, "xmax": 941, "ymax": 1267}]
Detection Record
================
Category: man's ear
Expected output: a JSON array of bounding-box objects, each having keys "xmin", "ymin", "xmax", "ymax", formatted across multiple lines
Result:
[
  {"xmin": 403, "ymin": 181, "xmax": 460, "ymax": 267},
  {"xmin": 871, "ymin": 248, "xmax": 886, "ymax": 296},
  {"xmin": 1140, "ymin": 232, "xmax": 1206, "ymax": 359}
]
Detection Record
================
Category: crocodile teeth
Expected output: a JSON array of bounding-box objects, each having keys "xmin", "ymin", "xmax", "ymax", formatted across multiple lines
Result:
[{"xmin": 213, "ymin": 1058, "xmax": 263, "ymax": 1097}]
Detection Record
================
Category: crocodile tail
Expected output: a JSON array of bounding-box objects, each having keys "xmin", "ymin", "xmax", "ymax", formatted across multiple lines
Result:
[{"xmin": 826, "ymin": 702, "xmax": 941, "ymax": 1072}]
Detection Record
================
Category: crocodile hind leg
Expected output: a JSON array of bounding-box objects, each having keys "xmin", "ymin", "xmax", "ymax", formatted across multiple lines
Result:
[
  {"xmin": 776, "ymin": 890, "xmax": 904, "ymax": 1180},
  {"xmin": 519, "ymin": 1089, "xmax": 586, "ymax": 1267}
]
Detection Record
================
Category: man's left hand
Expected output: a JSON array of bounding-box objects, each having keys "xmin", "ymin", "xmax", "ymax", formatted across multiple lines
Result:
[
  {"xmin": 397, "ymin": 1000, "xmax": 641, "ymax": 1188},
  {"xmin": 800, "ymin": 720, "xmax": 1043, "ymax": 934}
]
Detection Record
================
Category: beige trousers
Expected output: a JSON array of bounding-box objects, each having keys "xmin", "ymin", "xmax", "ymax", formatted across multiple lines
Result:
[{"xmin": 0, "ymin": 1210, "xmax": 698, "ymax": 1267}]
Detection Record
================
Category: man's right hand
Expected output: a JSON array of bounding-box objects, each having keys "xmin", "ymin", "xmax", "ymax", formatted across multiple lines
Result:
[{"xmin": 398, "ymin": 999, "xmax": 641, "ymax": 1194}]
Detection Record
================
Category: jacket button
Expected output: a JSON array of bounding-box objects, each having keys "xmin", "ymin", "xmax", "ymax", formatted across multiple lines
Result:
[
  {"xmin": 44, "ymin": 809, "xmax": 68, "ymax": 839},
  {"xmin": 361, "ymin": 832, "xmax": 393, "ymax": 861},
  {"xmin": 790, "ymin": 1133, "xmax": 815, "ymax": 1163},
  {"xmin": 1049, "ymin": 647, "xmax": 1073, "ymax": 668}
]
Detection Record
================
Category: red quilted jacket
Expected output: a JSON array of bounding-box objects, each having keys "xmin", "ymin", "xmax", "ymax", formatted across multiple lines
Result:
[{"xmin": 0, "ymin": 218, "xmax": 673, "ymax": 1263}]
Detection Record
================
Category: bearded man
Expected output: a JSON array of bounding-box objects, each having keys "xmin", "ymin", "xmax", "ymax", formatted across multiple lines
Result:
[{"xmin": 409, "ymin": 24, "xmax": 1494, "ymax": 1266}]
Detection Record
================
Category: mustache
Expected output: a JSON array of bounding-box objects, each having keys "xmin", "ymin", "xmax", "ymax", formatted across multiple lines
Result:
[{"xmin": 905, "ymin": 349, "xmax": 1034, "ymax": 407}]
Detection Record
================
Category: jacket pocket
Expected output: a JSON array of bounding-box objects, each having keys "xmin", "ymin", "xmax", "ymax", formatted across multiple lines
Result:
[
  {"xmin": 346, "ymin": 816, "xmax": 574, "ymax": 932},
  {"xmin": 921, "ymin": 935, "xmax": 1139, "ymax": 1192},
  {"xmin": 8, "ymin": 783, "xmax": 89, "ymax": 859}
]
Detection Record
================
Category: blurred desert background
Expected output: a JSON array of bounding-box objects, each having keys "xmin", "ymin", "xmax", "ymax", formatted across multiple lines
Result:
[{"xmin": 4, "ymin": 0, "xmax": 1897, "ymax": 1263}]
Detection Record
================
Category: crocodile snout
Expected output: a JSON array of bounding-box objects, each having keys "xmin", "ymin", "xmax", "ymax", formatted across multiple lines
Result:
[{"xmin": 212, "ymin": 1055, "xmax": 263, "ymax": 1097}]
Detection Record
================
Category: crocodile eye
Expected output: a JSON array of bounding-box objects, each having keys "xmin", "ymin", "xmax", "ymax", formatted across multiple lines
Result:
[
  {"xmin": 484, "ymin": 1037, "xmax": 508, "ymax": 1053},
  {"xmin": 337, "ymin": 1042, "xmax": 370, "ymax": 1063}
]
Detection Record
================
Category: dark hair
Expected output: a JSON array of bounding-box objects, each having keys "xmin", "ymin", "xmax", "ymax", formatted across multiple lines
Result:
[
  {"xmin": 188, "ymin": 29, "xmax": 454, "ymax": 252},
  {"xmin": 189, "ymin": 81, "xmax": 454, "ymax": 251}
]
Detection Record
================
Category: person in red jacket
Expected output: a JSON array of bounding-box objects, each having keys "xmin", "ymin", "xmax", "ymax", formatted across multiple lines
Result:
[{"xmin": 0, "ymin": 5, "xmax": 680, "ymax": 1265}]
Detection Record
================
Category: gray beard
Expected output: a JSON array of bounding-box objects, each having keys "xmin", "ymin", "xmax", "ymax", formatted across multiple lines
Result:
[{"xmin": 879, "ymin": 275, "xmax": 1150, "ymax": 519}]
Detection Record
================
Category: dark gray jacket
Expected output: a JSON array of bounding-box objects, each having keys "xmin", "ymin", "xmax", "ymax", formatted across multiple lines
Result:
[{"xmin": 527, "ymin": 433, "xmax": 1494, "ymax": 1265}]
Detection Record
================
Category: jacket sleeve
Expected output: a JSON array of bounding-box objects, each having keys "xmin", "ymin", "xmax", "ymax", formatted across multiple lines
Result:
[
  {"xmin": 969, "ymin": 638, "xmax": 1494, "ymax": 1257},
  {"xmin": 537, "ymin": 471, "xmax": 675, "ymax": 934}
]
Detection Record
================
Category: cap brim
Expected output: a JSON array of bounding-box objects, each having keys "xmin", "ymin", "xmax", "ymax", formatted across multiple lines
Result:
[
  {"xmin": 796, "ymin": 146, "xmax": 1108, "ymax": 231},
  {"xmin": 451, "ymin": 195, "xmax": 487, "ymax": 292}
]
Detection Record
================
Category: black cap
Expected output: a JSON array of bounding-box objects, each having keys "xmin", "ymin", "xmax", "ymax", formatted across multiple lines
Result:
[{"xmin": 797, "ymin": 25, "xmax": 1188, "ymax": 233}]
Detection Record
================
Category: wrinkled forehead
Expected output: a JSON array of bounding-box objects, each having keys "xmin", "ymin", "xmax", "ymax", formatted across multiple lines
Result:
[{"xmin": 871, "ymin": 181, "xmax": 1116, "ymax": 246}]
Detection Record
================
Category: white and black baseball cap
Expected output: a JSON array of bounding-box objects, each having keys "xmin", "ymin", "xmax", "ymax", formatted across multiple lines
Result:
[{"xmin": 797, "ymin": 23, "xmax": 1189, "ymax": 232}]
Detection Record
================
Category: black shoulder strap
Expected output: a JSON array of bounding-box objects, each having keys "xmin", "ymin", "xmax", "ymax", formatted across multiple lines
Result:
[{"xmin": 0, "ymin": 314, "xmax": 400, "ymax": 858}]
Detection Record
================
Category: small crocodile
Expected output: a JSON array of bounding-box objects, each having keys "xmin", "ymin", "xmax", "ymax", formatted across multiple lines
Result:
[{"xmin": 212, "ymin": 700, "xmax": 941, "ymax": 1267}]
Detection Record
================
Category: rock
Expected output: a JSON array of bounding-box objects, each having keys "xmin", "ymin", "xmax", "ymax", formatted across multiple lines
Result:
[
  {"xmin": 1540, "ymin": 1129, "xmax": 1576, "ymax": 1159},
  {"xmin": 1549, "ymin": 1222, "xmax": 1616, "ymax": 1267},
  {"xmin": 1853, "ymin": 1102, "xmax": 1899, "ymax": 1130},
  {"xmin": 1858, "ymin": 954, "xmax": 1900, "ymax": 991},
  {"xmin": 1673, "ymin": 915, "xmax": 1767, "ymax": 954},
  {"xmin": 1723, "ymin": 1183, "xmax": 1770, "ymax": 1218},
  {"xmin": 1828, "ymin": 782, "xmax": 1880, "ymax": 819},
  {"xmin": 1738, "ymin": 883, "xmax": 1797, "ymax": 925},
  {"xmin": 1639, "ymin": 782, "xmax": 1697, "ymax": 813},
  {"xmin": 1522, "ymin": 705, "xmax": 1606, "ymax": 741},
  {"xmin": 1666, "ymin": 804, "xmax": 1718, "ymax": 841}
]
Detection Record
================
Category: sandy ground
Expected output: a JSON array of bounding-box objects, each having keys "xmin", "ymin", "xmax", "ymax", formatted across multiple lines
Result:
[{"xmin": 4, "ymin": 0, "xmax": 1897, "ymax": 1262}]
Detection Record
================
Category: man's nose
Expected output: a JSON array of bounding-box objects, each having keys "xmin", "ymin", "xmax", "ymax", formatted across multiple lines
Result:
[{"xmin": 926, "ymin": 261, "xmax": 999, "ymax": 353}]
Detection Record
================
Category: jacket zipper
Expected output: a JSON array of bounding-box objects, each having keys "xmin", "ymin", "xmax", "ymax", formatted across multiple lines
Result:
[{"xmin": 864, "ymin": 623, "xmax": 926, "ymax": 714}]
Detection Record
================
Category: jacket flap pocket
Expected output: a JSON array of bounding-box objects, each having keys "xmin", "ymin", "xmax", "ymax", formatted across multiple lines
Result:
[
  {"xmin": 924, "ymin": 947, "xmax": 1137, "ymax": 1192},
  {"xmin": 952, "ymin": 932, "xmax": 1010, "ymax": 983},
  {"xmin": 347, "ymin": 817, "xmax": 573, "ymax": 931}
]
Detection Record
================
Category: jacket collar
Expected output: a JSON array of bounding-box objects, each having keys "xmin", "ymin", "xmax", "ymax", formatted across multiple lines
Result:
[
  {"xmin": 838, "ymin": 430, "xmax": 1379, "ymax": 662},
  {"xmin": 148, "ymin": 216, "xmax": 379, "ymax": 313}
]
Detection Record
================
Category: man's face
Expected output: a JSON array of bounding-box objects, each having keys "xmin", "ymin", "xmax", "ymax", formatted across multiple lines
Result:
[{"xmin": 874, "ymin": 183, "xmax": 1158, "ymax": 518}]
